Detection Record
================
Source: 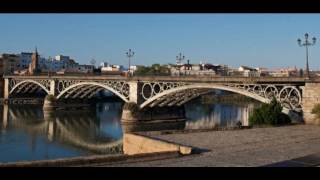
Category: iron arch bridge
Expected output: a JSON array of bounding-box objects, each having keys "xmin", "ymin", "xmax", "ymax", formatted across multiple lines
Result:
[{"xmin": 4, "ymin": 76, "xmax": 305, "ymax": 112}]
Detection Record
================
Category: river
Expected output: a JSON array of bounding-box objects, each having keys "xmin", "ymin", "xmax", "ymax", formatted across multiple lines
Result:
[{"xmin": 0, "ymin": 98, "xmax": 259, "ymax": 163}]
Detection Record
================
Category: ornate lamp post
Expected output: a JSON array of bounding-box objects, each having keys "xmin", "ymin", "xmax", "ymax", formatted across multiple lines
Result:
[
  {"xmin": 176, "ymin": 53, "xmax": 185, "ymax": 76},
  {"xmin": 126, "ymin": 49, "xmax": 134, "ymax": 76},
  {"xmin": 297, "ymin": 33, "xmax": 316, "ymax": 79}
]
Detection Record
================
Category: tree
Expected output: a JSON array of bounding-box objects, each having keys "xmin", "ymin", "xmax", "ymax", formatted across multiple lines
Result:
[
  {"xmin": 134, "ymin": 64, "xmax": 170, "ymax": 76},
  {"xmin": 249, "ymin": 97, "xmax": 291, "ymax": 126}
]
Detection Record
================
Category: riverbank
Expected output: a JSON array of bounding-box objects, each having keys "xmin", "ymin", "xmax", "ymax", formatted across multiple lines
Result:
[
  {"xmin": 0, "ymin": 151, "xmax": 181, "ymax": 167},
  {"xmin": 2, "ymin": 124, "xmax": 320, "ymax": 166},
  {"xmin": 105, "ymin": 124, "xmax": 320, "ymax": 167}
]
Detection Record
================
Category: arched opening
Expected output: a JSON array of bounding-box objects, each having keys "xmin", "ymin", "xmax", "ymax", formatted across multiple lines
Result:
[
  {"xmin": 9, "ymin": 80, "xmax": 49, "ymax": 98},
  {"xmin": 140, "ymin": 84, "xmax": 269, "ymax": 109},
  {"xmin": 138, "ymin": 84, "xmax": 302, "ymax": 129},
  {"xmin": 56, "ymin": 82, "xmax": 129, "ymax": 103}
]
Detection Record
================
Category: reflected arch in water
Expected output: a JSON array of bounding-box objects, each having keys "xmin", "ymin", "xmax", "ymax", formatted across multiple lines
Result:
[{"xmin": 2, "ymin": 105, "xmax": 123, "ymax": 154}]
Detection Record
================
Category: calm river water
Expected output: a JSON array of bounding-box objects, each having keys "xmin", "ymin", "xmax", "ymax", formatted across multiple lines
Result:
[{"xmin": 0, "ymin": 99, "xmax": 258, "ymax": 163}]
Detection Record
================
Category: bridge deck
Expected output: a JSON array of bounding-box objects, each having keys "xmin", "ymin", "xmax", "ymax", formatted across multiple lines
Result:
[{"xmin": 3, "ymin": 75, "xmax": 312, "ymax": 84}]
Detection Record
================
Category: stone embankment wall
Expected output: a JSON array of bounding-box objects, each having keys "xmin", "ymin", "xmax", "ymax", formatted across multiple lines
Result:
[
  {"xmin": 123, "ymin": 133, "xmax": 192, "ymax": 155},
  {"xmin": 302, "ymin": 82, "xmax": 320, "ymax": 125}
]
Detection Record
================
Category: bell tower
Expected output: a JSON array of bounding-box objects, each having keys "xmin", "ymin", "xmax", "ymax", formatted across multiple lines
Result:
[{"xmin": 29, "ymin": 47, "xmax": 41, "ymax": 75}]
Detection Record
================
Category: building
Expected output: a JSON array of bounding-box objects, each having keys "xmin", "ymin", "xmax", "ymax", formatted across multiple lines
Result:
[
  {"xmin": 0, "ymin": 53, "xmax": 20, "ymax": 97},
  {"xmin": 2, "ymin": 49, "xmax": 95, "ymax": 75},
  {"xmin": 100, "ymin": 62, "xmax": 108, "ymax": 68},
  {"xmin": 170, "ymin": 61, "xmax": 229, "ymax": 76},
  {"xmin": 129, "ymin": 65, "xmax": 137, "ymax": 74},
  {"xmin": 55, "ymin": 55, "xmax": 70, "ymax": 62},
  {"xmin": 268, "ymin": 67, "xmax": 299, "ymax": 77},
  {"xmin": 101, "ymin": 64, "xmax": 124, "ymax": 72},
  {"xmin": 19, "ymin": 52, "xmax": 33, "ymax": 69},
  {"xmin": 59, "ymin": 64, "xmax": 94, "ymax": 74},
  {"xmin": 65, "ymin": 59, "xmax": 78, "ymax": 69},
  {"xmin": 238, "ymin": 65, "xmax": 256, "ymax": 72},
  {"xmin": 0, "ymin": 53, "xmax": 20, "ymax": 75},
  {"xmin": 28, "ymin": 48, "xmax": 41, "ymax": 75},
  {"xmin": 202, "ymin": 64, "xmax": 229, "ymax": 76},
  {"xmin": 237, "ymin": 65, "xmax": 260, "ymax": 77},
  {"xmin": 256, "ymin": 67, "xmax": 269, "ymax": 77}
]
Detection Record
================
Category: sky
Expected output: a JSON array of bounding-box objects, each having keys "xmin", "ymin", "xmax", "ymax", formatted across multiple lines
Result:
[{"xmin": 0, "ymin": 14, "xmax": 320, "ymax": 70}]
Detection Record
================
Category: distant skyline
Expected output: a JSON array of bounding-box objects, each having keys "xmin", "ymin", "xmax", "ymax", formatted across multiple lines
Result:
[{"xmin": 1, "ymin": 14, "xmax": 320, "ymax": 70}]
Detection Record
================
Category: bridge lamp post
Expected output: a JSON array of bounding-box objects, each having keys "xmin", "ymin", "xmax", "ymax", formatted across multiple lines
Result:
[
  {"xmin": 297, "ymin": 33, "xmax": 316, "ymax": 79},
  {"xmin": 176, "ymin": 53, "xmax": 185, "ymax": 76},
  {"xmin": 126, "ymin": 49, "xmax": 134, "ymax": 77}
]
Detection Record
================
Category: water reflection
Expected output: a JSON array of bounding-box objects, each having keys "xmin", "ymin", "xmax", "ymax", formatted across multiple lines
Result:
[
  {"xmin": 0, "ymin": 103, "xmax": 123, "ymax": 163},
  {"xmin": 0, "ymin": 99, "xmax": 258, "ymax": 163},
  {"xmin": 184, "ymin": 101, "xmax": 256, "ymax": 129}
]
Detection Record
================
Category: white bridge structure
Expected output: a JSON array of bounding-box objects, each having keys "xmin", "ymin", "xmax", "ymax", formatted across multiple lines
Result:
[{"xmin": 3, "ymin": 76, "xmax": 307, "ymax": 114}]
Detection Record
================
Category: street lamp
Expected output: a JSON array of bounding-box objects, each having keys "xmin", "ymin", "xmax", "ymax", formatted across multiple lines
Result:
[
  {"xmin": 297, "ymin": 33, "xmax": 316, "ymax": 79},
  {"xmin": 126, "ymin": 49, "xmax": 134, "ymax": 77},
  {"xmin": 176, "ymin": 53, "xmax": 185, "ymax": 76}
]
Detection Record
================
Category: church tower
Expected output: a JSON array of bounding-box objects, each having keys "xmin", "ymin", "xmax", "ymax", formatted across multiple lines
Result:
[{"xmin": 29, "ymin": 47, "xmax": 41, "ymax": 75}]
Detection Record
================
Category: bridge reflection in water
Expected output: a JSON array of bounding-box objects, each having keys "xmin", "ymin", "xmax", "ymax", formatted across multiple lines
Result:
[
  {"xmin": 184, "ymin": 102, "xmax": 255, "ymax": 129},
  {"xmin": 0, "ymin": 103, "xmax": 124, "ymax": 163},
  {"xmin": 0, "ymin": 98, "xmax": 257, "ymax": 163}
]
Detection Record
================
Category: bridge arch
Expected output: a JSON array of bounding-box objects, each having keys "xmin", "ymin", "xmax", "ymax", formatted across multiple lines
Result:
[
  {"xmin": 56, "ymin": 82, "xmax": 129, "ymax": 102},
  {"xmin": 140, "ymin": 84, "xmax": 271, "ymax": 109},
  {"xmin": 9, "ymin": 80, "xmax": 50, "ymax": 95}
]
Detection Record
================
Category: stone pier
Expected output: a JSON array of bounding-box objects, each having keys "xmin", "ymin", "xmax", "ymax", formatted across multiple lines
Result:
[
  {"xmin": 3, "ymin": 78, "xmax": 9, "ymax": 100},
  {"xmin": 302, "ymin": 82, "xmax": 320, "ymax": 125},
  {"xmin": 43, "ymin": 95, "xmax": 57, "ymax": 111},
  {"xmin": 121, "ymin": 103, "xmax": 186, "ymax": 132}
]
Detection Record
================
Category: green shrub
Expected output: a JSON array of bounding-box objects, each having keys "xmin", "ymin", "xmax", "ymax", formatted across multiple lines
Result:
[
  {"xmin": 311, "ymin": 104, "xmax": 320, "ymax": 120},
  {"xmin": 249, "ymin": 97, "xmax": 291, "ymax": 126}
]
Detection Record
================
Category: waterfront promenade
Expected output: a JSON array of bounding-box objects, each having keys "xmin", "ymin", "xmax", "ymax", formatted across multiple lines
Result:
[{"xmin": 103, "ymin": 125, "xmax": 320, "ymax": 167}]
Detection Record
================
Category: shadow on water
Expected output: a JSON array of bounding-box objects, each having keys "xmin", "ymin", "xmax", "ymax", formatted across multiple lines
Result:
[{"xmin": 121, "ymin": 119, "xmax": 187, "ymax": 133}]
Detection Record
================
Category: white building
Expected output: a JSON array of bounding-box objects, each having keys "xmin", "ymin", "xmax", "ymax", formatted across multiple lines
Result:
[
  {"xmin": 55, "ymin": 55, "xmax": 70, "ymax": 61},
  {"xmin": 100, "ymin": 62, "xmax": 108, "ymax": 67},
  {"xmin": 101, "ymin": 64, "xmax": 124, "ymax": 72},
  {"xmin": 17, "ymin": 52, "xmax": 97, "ymax": 74},
  {"xmin": 18, "ymin": 52, "xmax": 72, "ymax": 72},
  {"xmin": 238, "ymin": 65, "xmax": 261, "ymax": 77},
  {"xmin": 129, "ymin": 65, "xmax": 137, "ymax": 73}
]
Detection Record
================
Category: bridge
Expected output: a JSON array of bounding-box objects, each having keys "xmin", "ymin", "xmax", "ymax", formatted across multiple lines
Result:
[{"xmin": 3, "ymin": 75, "xmax": 320, "ymax": 124}]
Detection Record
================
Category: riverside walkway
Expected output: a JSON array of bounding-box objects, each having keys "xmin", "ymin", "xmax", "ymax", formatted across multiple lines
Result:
[{"xmin": 103, "ymin": 125, "xmax": 320, "ymax": 167}]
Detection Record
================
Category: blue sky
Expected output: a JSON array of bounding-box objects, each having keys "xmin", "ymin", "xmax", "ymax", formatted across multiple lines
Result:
[{"xmin": 0, "ymin": 14, "xmax": 320, "ymax": 70}]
